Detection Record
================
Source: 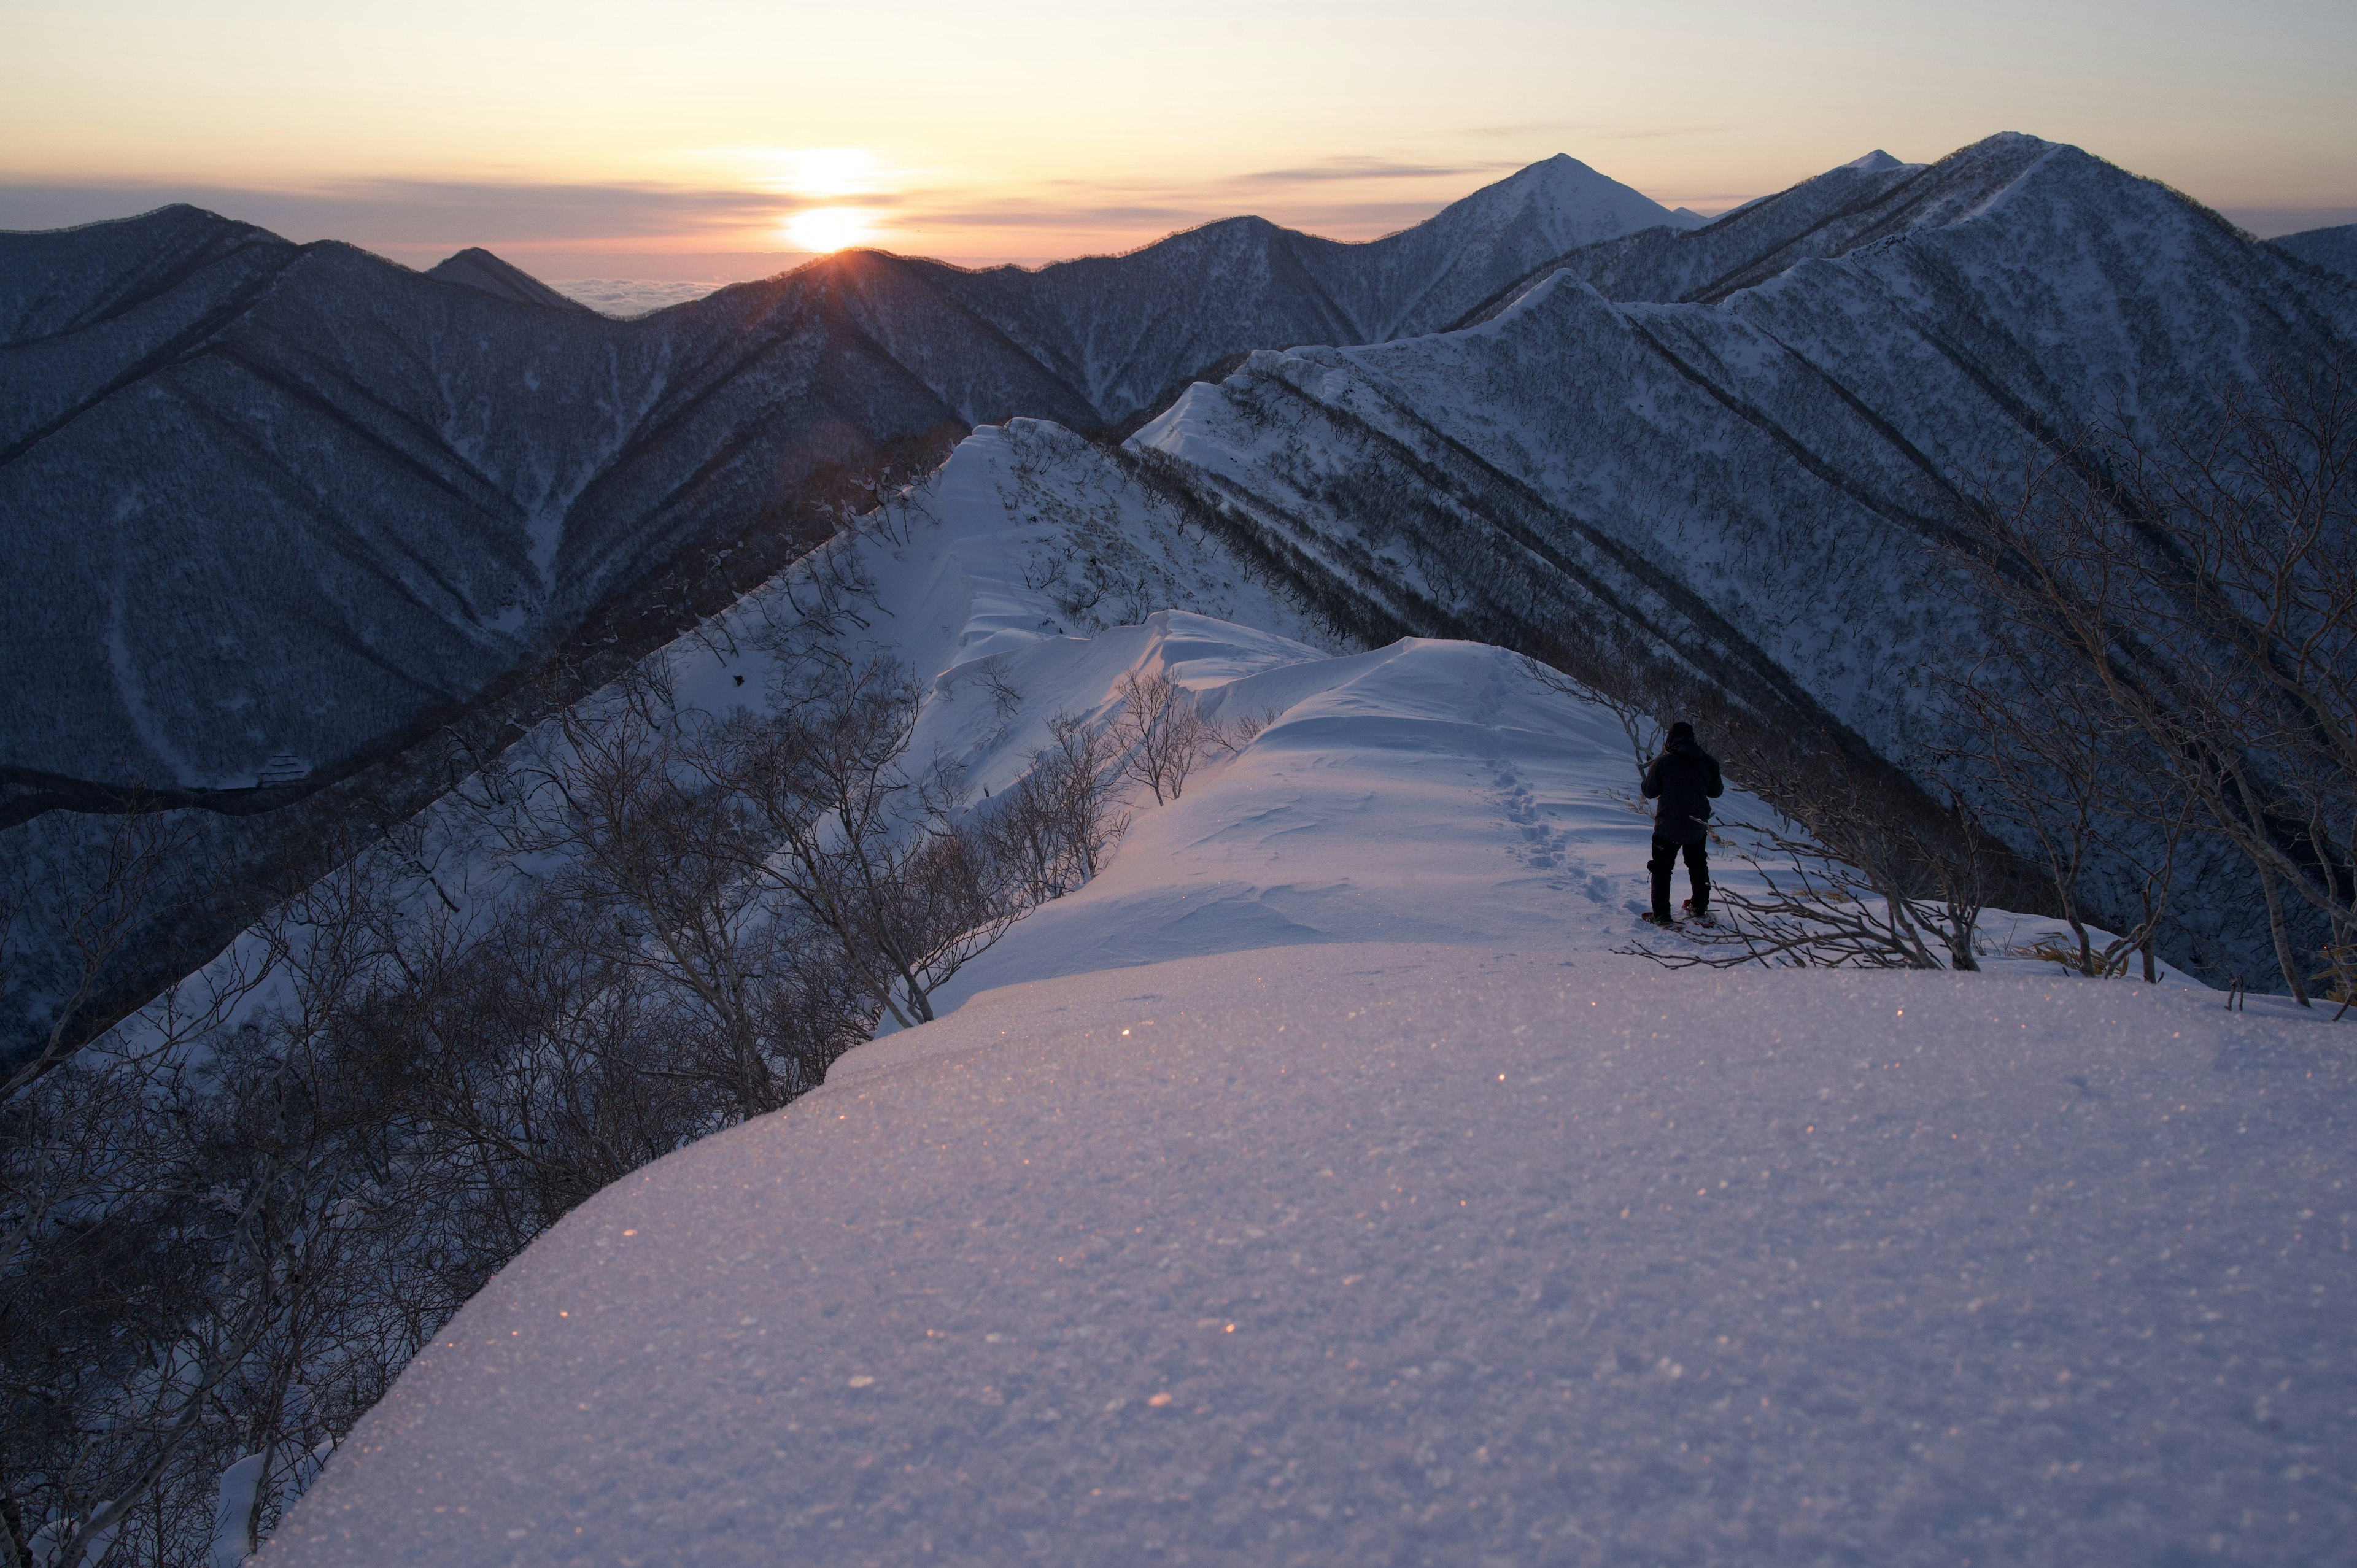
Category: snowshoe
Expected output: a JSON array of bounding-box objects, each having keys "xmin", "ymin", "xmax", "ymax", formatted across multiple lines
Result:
[
  {"xmin": 1639, "ymin": 911, "xmax": 1678, "ymax": 928},
  {"xmin": 1682, "ymin": 898, "xmax": 1716, "ymax": 927}
]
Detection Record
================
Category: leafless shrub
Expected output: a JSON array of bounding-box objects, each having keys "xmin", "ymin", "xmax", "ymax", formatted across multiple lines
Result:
[
  {"xmin": 727, "ymin": 653, "xmax": 1021, "ymax": 1027},
  {"xmin": 986, "ymin": 715, "xmax": 1128, "ymax": 905},
  {"xmin": 1206, "ymin": 705, "xmax": 1278, "ymax": 757},
  {"xmin": 1634, "ymin": 820, "xmax": 1967, "ymax": 971},
  {"xmin": 1933, "ymin": 652, "xmax": 2192, "ymax": 983},
  {"xmin": 1111, "ymin": 669, "xmax": 1209, "ymax": 805},
  {"xmin": 1631, "ymin": 760, "xmax": 1991, "ymax": 973}
]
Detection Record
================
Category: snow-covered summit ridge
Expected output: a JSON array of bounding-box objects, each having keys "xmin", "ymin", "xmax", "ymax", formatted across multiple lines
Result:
[
  {"xmin": 190, "ymin": 409, "xmax": 2343, "ymax": 1566},
  {"xmin": 1414, "ymin": 152, "xmax": 1688, "ymax": 251},
  {"xmin": 1838, "ymin": 148, "xmax": 1917, "ymax": 173}
]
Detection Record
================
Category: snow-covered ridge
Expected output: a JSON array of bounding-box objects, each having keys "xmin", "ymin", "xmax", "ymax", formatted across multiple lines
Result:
[
  {"xmin": 1120, "ymin": 133, "xmax": 2356, "ymax": 984},
  {"xmin": 66, "ymin": 409, "xmax": 2321, "ymax": 1567},
  {"xmin": 268, "ymin": 949, "xmax": 2355, "ymax": 1566}
]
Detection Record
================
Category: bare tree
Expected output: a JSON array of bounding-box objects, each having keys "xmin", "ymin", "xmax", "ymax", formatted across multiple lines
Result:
[
  {"xmin": 0, "ymin": 800, "xmax": 230, "ymax": 1104},
  {"xmin": 1110, "ymin": 669, "xmax": 1210, "ymax": 806},
  {"xmin": 1934, "ymin": 651, "xmax": 2192, "ymax": 981},
  {"xmin": 1517, "ymin": 654, "xmax": 1663, "ymax": 787},
  {"xmin": 729, "ymin": 654, "xmax": 1020, "ymax": 1027},
  {"xmin": 1947, "ymin": 363, "xmax": 2356, "ymax": 1001},
  {"xmin": 985, "ymin": 714, "xmax": 1128, "ymax": 906}
]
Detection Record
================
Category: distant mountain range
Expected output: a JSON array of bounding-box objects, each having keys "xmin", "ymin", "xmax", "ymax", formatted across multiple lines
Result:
[
  {"xmin": 0, "ymin": 155, "xmax": 1689, "ymax": 804},
  {"xmin": 1123, "ymin": 133, "xmax": 2357, "ymax": 975},
  {"xmin": 5, "ymin": 135, "xmax": 2355, "ymax": 1053}
]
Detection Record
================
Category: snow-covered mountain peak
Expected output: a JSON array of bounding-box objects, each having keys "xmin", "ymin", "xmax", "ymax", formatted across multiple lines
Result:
[
  {"xmin": 1838, "ymin": 149, "xmax": 1912, "ymax": 173},
  {"xmin": 1421, "ymin": 152, "xmax": 1682, "ymax": 251}
]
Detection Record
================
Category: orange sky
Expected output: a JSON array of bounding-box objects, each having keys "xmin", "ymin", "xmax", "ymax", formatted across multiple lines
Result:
[{"xmin": 4, "ymin": 0, "xmax": 2353, "ymax": 272}]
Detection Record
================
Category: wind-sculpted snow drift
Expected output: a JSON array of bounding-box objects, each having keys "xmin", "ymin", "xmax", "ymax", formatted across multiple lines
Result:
[
  {"xmin": 266, "ymin": 949, "xmax": 2357, "ymax": 1568},
  {"xmin": 52, "ymin": 412, "xmax": 2357, "ymax": 1568}
]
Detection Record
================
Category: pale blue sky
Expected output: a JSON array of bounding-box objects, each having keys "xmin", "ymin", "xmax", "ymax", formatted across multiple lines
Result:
[{"xmin": 2, "ymin": 0, "xmax": 2350, "ymax": 265}]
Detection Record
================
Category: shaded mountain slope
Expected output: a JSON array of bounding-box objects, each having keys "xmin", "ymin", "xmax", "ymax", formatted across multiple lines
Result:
[
  {"xmin": 1, "ymin": 158, "xmax": 1681, "ymax": 801},
  {"xmin": 1128, "ymin": 134, "xmax": 2357, "ymax": 981},
  {"xmin": 424, "ymin": 247, "xmax": 598, "ymax": 313},
  {"xmin": 2272, "ymin": 221, "xmax": 2357, "ymax": 287},
  {"xmin": 1, "ymin": 227, "xmax": 969, "ymax": 797}
]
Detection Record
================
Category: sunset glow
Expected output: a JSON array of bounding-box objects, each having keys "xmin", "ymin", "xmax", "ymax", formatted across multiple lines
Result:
[
  {"xmin": 786, "ymin": 206, "xmax": 878, "ymax": 253},
  {"xmin": 1, "ymin": 0, "xmax": 2350, "ymax": 271}
]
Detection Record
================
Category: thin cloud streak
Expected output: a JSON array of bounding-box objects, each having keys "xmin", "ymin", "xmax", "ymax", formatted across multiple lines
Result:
[
  {"xmin": 0, "ymin": 171, "xmax": 1491, "ymax": 250},
  {"xmin": 0, "ymin": 177, "xmax": 839, "ymax": 245},
  {"xmin": 0, "ymin": 155, "xmax": 1655, "ymax": 261},
  {"xmin": 1225, "ymin": 157, "xmax": 1514, "ymax": 185},
  {"xmin": 1597, "ymin": 125, "xmax": 1730, "ymax": 141}
]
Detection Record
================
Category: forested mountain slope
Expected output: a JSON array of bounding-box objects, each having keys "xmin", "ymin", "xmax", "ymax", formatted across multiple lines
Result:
[
  {"xmin": 0, "ymin": 218, "xmax": 966, "ymax": 798},
  {"xmin": 2273, "ymin": 220, "xmax": 2357, "ymax": 285},
  {"xmin": 1127, "ymin": 133, "xmax": 2357, "ymax": 981}
]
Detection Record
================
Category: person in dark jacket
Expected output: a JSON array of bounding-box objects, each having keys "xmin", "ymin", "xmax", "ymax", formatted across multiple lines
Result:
[{"xmin": 1640, "ymin": 720, "xmax": 1723, "ymax": 925}]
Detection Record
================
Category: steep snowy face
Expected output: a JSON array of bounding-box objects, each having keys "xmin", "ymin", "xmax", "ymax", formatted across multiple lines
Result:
[
  {"xmin": 1129, "ymin": 134, "xmax": 2356, "ymax": 981},
  {"xmin": 1453, "ymin": 136, "xmax": 2040, "ymax": 324},
  {"xmin": 1298, "ymin": 153, "xmax": 1694, "ymax": 339}
]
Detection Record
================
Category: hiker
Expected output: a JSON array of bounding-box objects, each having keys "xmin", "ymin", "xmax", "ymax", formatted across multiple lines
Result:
[{"xmin": 1641, "ymin": 720, "xmax": 1722, "ymax": 926}]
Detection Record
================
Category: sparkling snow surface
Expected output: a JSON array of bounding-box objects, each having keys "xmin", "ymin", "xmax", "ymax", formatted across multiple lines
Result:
[
  {"xmin": 264, "ymin": 422, "xmax": 2353, "ymax": 1566},
  {"xmin": 271, "ymin": 949, "xmax": 2353, "ymax": 1566}
]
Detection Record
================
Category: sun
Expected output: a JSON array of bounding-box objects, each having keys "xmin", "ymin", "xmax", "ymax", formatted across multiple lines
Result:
[{"xmin": 787, "ymin": 207, "xmax": 876, "ymax": 253}]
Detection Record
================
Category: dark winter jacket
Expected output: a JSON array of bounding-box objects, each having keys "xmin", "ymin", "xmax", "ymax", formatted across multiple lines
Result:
[{"xmin": 1642, "ymin": 727, "xmax": 1723, "ymax": 844}]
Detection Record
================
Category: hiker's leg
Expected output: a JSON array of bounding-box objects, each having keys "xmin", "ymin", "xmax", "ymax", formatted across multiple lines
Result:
[
  {"xmin": 1647, "ymin": 836, "xmax": 1676, "ymax": 921},
  {"xmin": 1684, "ymin": 838, "xmax": 1710, "ymax": 914}
]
